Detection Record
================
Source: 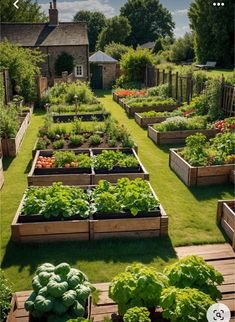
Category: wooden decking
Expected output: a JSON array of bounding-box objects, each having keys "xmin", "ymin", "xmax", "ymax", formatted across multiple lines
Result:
[{"xmin": 7, "ymin": 243, "xmax": 235, "ymax": 322}]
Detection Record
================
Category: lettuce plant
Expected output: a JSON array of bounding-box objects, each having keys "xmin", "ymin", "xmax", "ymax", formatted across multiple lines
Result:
[
  {"xmin": 160, "ymin": 287, "xmax": 215, "ymax": 322},
  {"xmin": 163, "ymin": 255, "xmax": 223, "ymax": 300},
  {"xmin": 123, "ymin": 307, "xmax": 151, "ymax": 322},
  {"xmin": 109, "ymin": 263, "xmax": 168, "ymax": 315},
  {"xmin": 25, "ymin": 263, "xmax": 95, "ymax": 322}
]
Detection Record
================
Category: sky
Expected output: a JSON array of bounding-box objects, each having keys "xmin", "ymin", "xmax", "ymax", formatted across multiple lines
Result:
[{"xmin": 36, "ymin": 0, "xmax": 191, "ymax": 38}]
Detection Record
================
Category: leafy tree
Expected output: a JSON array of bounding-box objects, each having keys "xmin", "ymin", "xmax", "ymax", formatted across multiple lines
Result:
[
  {"xmin": 104, "ymin": 42, "xmax": 130, "ymax": 61},
  {"xmin": 96, "ymin": 16, "xmax": 131, "ymax": 51},
  {"xmin": 73, "ymin": 11, "xmax": 107, "ymax": 52},
  {"xmin": 170, "ymin": 32, "xmax": 195, "ymax": 63},
  {"xmin": 120, "ymin": 0, "xmax": 174, "ymax": 46},
  {"xmin": 55, "ymin": 52, "xmax": 74, "ymax": 76},
  {"xmin": 0, "ymin": 40, "xmax": 45, "ymax": 101},
  {"xmin": 188, "ymin": 0, "xmax": 234, "ymax": 66},
  {"xmin": 1, "ymin": 0, "xmax": 46, "ymax": 22},
  {"xmin": 120, "ymin": 48, "xmax": 154, "ymax": 83}
]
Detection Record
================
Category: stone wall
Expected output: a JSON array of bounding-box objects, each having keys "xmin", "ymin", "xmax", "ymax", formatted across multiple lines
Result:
[{"xmin": 102, "ymin": 63, "xmax": 117, "ymax": 89}]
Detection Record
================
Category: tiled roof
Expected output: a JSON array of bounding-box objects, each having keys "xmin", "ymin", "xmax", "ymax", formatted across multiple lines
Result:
[
  {"xmin": 0, "ymin": 22, "xmax": 89, "ymax": 46},
  {"xmin": 89, "ymin": 51, "xmax": 118, "ymax": 63}
]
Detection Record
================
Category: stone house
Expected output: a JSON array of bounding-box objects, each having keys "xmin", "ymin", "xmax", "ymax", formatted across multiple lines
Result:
[
  {"xmin": 89, "ymin": 51, "xmax": 118, "ymax": 89},
  {"xmin": 0, "ymin": 0, "xmax": 89, "ymax": 83}
]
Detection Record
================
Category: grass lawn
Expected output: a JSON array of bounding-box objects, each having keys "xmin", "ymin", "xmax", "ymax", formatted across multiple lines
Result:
[{"xmin": 0, "ymin": 93, "xmax": 233, "ymax": 291}]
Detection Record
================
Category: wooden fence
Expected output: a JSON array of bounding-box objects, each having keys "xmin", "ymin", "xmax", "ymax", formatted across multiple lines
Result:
[
  {"xmin": 36, "ymin": 75, "xmax": 48, "ymax": 100},
  {"xmin": 145, "ymin": 66, "xmax": 235, "ymax": 116}
]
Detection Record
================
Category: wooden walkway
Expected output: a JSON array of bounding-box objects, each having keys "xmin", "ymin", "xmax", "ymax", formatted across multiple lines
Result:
[{"xmin": 7, "ymin": 243, "xmax": 235, "ymax": 322}]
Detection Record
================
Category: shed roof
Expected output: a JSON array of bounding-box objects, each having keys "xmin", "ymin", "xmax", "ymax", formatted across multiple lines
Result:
[
  {"xmin": 89, "ymin": 51, "xmax": 118, "ymax": 63},
  {"xmin": 140, "ymin": 42, "xmax": 155, "ymax": 49},
  {"xmin": 0, "ymin": 22, "xmax": 89, "ymax": 47}
]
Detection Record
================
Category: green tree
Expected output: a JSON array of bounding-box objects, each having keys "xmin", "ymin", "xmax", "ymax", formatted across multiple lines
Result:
[
  {"xmin": 188, "ymin": 0, "xmax": 234, "ymax": 66},
  {"xmin": 73, "ymin": 11, "xmax": 107, "ymax": 52},
  {"xmin": 96, "ymin": 16, "xmax": 131, "ymax": 51},
  {"xmin": 55, "ymin": 52, "xmax": 74, "ymax": 76},
  {"xmin": 170, "ymin": 32, "xmax": 194, "ymax": 63},
  {"xmin": 0, "ymin": 40, "xmax": 45, "ymax": 101},
  {"xmin": 1, "ymin": 0, "xmax": 46, "ymax": 22},
  {"xmin": 120, "ymin": 0, "xmax": 174, "ymax": 47},
  {"xmin": 120, "ymin": 48, "xmax": 154, "ymax": 83},
  {"xmin": 104, "ymin": 42, "xmax": 130, "ymax": 61}
]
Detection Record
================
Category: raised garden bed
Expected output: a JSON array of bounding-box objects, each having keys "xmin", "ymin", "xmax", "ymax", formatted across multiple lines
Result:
[
  {"xmin": 230, "ymin": 170, "xmax": 235, "ymax": 184},
  {"xmin": 148, "ymin": 126, "xmax": 218, "ymax": 145},
  {"xmin": 1, "ymin": 112, "xmax": 30, "ymax": 157},
  {"xmin": 11, "ymin": 196, "xmax": 90, "ymax": 242},
  {"xmin": 169, "ymin": 148, "xmax": 235, "ymax": 186},
  {"xmin": 0, "ymin": 157, "xmax": 4, "ymax": 190},
  {"xmin": 135, "ymin": 113, "xmax": 167, "ymax": 128},
  {"xmin": 53, "ymin": 112, "xmax": 110, "ymax": 123},
  {"xmin": 113, "ymin": 92, "xmax": 120, "ymax": 103},
  {"xmin": 121, "ymin": 101, "xmax": 178, "ymax": 117},
  {"xmin": 217, "ymin": 200, "xmax": 235, "ymax": 250},
  {"xmin": 91, "ymin": 148, "xmax": 149, "ymax": 184},
  {"xmin": 28, "ymin": 149, "xmax": 93, "ymax": 186}
]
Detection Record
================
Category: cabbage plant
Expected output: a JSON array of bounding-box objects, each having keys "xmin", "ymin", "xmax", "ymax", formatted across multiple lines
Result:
[{"xmin": 25, "ymin": 263, "xmax": 95, "ymax": 322}]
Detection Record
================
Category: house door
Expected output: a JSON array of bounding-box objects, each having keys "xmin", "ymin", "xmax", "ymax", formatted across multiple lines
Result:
[{"xmin": 90, "ymin": 65, "xmax": 103, "ymax": 89}]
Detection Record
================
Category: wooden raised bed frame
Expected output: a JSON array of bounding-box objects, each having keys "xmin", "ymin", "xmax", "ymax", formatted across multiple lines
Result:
[
  {"xmin": 28, "ymin": 149, "xmax": 93, "ymax": 186},
  {"xmin": 1, "ymin": 112, "xmax": 30, "ymax": 157},
  {"xmin": 148, "ymin": 126, "xmax": 218, "ymax": 145},
  {"xmin": 11, "ymin": 183, "xmax": 168, "ymax": 243},
  {"xmin": 0, "ymin": 157, "xmax": 4, "ymax": 190},
  {"xmin": 217, "ymin": 200, "xmax": 235, "ymax": 249},
  {"xmin": 11, "ymin": 196, "xmax": 90, "ymax": 243},
  {"xmin": 120, "ymin": 100, "xmax": 178, "ymax": 117},
  {"xmin": 91, "ymin": 148, "xmax": 149, "ymax": 184},
  {"xmin": 135, "ymin": 113, "xmax": 167, "ymax": 128},
  {"xmin": 170, "ymin": 148, "xmax": 235, "ymax": 186}
]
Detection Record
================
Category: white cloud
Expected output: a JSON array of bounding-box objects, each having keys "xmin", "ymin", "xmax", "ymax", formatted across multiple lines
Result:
[
  {"xmin": 174, "ymin": 25, "xmax": 190, "ymax": 38},
  {"xmin": 40, "ymin": 0, "xmax": 116, "ymax": 21},
  {"xmin": 171, "ymin": 9, "xmax": 188, "ymax": 16}
]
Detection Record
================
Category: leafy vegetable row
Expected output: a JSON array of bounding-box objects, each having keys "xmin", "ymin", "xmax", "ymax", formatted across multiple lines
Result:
[{"xmin": 22, "ymin": 179, "xmax": 160, "ymax": 219}]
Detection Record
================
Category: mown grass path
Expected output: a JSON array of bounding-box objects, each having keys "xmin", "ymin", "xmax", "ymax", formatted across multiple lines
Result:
[{"xmin": 0, "ymin": 93, "xmax": 233, "ymax": 291}]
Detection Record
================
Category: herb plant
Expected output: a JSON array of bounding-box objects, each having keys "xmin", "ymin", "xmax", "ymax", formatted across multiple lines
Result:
[
  {"xmin": 160, "ymin": 287, "xmax": 215, "ymax": 322},
  {"xmin": 25, "ymin": 262, "xmax": 94, "ymax": 321},
  {"xmin": 0, "ymin": 269, "xmax": 12, "ymax": 321},
  {"xmin": 123, "ymin": 307, "xmax": 151, "ymax": 322},
  {"xmin": 153, "ymin": 116, "xmax": 208, "ymax": 132},
  {"xmin": 93, "ymin": 150, "xmax": 138, "ymax": 171},
  {"xmin": 109, "ymin": 263, "xmax": 168, "ymax": 315},
  {"xmin": 52, "ymin": 139, "xmax": 65, "ymax": 150},
  {"xmin": 89, "ymin": 134, "xmax": 102, "ymax": 146}
]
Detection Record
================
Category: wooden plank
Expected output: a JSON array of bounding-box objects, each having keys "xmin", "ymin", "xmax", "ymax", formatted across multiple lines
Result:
[
  {"xmin": 91, "ymin": 229, "xmax": 160, "ymax": 240},
  {"xmin": 0, "ymin": 157, "xmax": 4, "ymax": 190}
]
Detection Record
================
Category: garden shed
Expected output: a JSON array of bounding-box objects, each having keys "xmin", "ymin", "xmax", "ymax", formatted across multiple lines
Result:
[{"xmin": 89, "ymin": 51, "xmax": 118, "ymax": 89}]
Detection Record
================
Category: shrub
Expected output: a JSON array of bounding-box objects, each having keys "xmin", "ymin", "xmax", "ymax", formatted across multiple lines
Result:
[
  {"xmin": 0, "ymin": 40, "xmax": 45, "ymax": 101},
  {"xmin": 153, "ymin": 116, "xmax": 208, "ymax": 132},
  {"xmin": 52, "ymin": 139, "xmax": 65, "ymax": 150},
  {"xmin": 160, "ymin": 287, "xmax": 215, "ymax": 322},
  {"xmin": 0, "ymin": 269, "xmax": 12, "ymax": 321},
  {"xmin": 55, "ymin": 52, "xmax": 74, "ymax": 76},
  {"xmin": 164, "ymin": 255, "xmax": 224, "ymax": 300},
  {"xmin": 123, "ymin": 307, "xmax": 151, "ymax": 322},
  {"xmin": 0, "ymin": 104, "xmax": 19, "ymax": 138},
  {"xmin": 104, "ymin": 42, "xmax": 130, "ymax": 61},
  {"xmin": 24, "ymin": 262, "xmax": 94, "ymax": 320},
  {"xmin": 65, "ymin": 81, "xmax": 94, "ymax": 105},
  {"xmin": 89, "ymin": 134, "xmax": 102, "ymax": 146},
  {"xmin": 70, "ymin": 135, "xmax": 85, "ymax": 147},
  {"xmin": 120, "ymin": 48, "xmax": 154, "ymax": 83},
  {"xmin": 109, "ymin": 263, "xmax": 168, "ymax": 315},
  {"xmin": 147, "ymin": 83, "xmax": 170, "ymax": 98}
]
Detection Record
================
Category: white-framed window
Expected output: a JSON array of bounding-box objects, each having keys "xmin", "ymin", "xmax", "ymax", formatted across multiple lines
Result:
[{"xmin": 75, "ymin": 65, "xmax": 83, "ymax": 77}]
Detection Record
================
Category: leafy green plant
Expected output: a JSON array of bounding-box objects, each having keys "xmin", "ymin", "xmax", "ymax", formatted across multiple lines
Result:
[
  {"xmin": 70, "ymin": 135, "xmax": 85, "ymax": 147},
  {"xmin": 147, "ymin": 83, "xmax": 170, "ymax": 98},
  {"xmin": 53, "ymin": 151, "xmax": 91, "ymax": 168},
  {"xmin": 180, "ymin": 133, "xmax": 208, "ymax": 166},
  {"xmin": 123, "ymin": 307, "xmax": 151, "ymax": 322},
  {"xmin": 125, "ymin": 96, "xmax": 176, "ymax": 108},
  {"xmin": 92, "ymin": 178, "xmax": 159, "ymax": 216},
  {"xmin": 52, "ymin": 139, "xmax": 65, "ymax": 150},
  {"xmin": 109, "ymin": 263, "xmax": 168, "ymax": 315},
  {"xmin": 36, "ymin": 139, "xmax": 48, "ymax": 150},
  {"xmin": 55, "ymin": 52, "xmax": 74, "ymax": 76},
  {"xmin": 0, "ymin": 269, "xmax": 12, "ymax": 321},
  {"xmin": 0, "ymin": 104, "xmax": 20, "ymax": 138},
  {"xmin": 22, "ymin": 183, "xmax": 90, "ymax": 219},
  {"xmin": 89, "ymin": 134, "xmax": 102, "ymax": 146},
  {"xmin": 25, "ymin": 262, "xmax": 94, "ymax": 321},
  {"xmin": 164, "ymin": 255, "xmax": 223, "ymax": 300},
  {"xmin": 153, "ymin": 116, "xmax": 208, "ymax": 132},
  {"xmin": 160, "ymin": 287, "xmax": 215, "ymax": 322},
  {"xmin": 93, "ymin": 150, "xmax": 138, "ymax": 171}
]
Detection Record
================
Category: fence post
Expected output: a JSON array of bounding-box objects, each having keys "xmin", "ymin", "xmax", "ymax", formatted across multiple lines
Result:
[
  {"xmin": 162, "ymin": 69, "xmax": 165, "ymax": 84},
  {"xmin": 156, "ymin": 68, "xmax": 159, "ymax": 86},
  {"xmin": 169, "ymin": 70, "xmax": 172, "ymax": 97},
  {"xmin": 180, "ymin": 77, "xmax": 183, "ymax": 103},
  {"xmin": 175, "ymin": 72, "xmax": 178, "ymax": 100},
  {"xmin": 220, "ymin": 75, "xmax": 225, "ymax": 112}
]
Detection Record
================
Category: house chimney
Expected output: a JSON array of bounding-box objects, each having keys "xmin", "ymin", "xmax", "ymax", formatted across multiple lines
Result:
[{"xmin": 49, "ymin": 0, "xmax": 58, "ymax": 26}]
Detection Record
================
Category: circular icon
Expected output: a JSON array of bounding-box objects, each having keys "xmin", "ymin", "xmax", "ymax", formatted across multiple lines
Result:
[
  {"xmin": 207, "ymin": 303, "xmax": 231, "ymax": 322},
  {"xmin": 213, "ymin": 2, "xmax": 217, "ymax": 5},
  {"xmin": 221, "ymin": 2, "xmax": 224, "ymax": 5}
]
